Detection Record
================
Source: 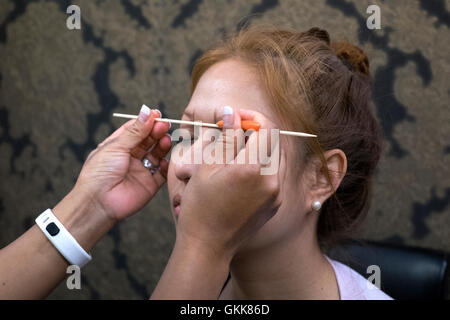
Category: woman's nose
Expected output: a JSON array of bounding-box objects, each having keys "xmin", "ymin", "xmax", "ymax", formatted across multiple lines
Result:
[{"xmin": 174, "ymin": 156, "xmax": 195, "ymax": 183}]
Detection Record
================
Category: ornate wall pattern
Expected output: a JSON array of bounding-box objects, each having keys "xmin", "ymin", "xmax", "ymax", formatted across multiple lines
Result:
[{"xmin": 0, "ymin": 0, "xmax": 449, "ymax": 299}]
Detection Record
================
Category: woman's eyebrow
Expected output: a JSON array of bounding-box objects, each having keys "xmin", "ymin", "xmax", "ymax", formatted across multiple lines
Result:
[{"xmin": 180, "ymin": 109, "xmax": 196, "ymax": 131}]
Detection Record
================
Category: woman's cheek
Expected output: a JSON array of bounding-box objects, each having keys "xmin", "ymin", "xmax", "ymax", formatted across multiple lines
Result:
[{"xmin": 167, "ymin": 162, "xmax": 176, "ymax": 201}]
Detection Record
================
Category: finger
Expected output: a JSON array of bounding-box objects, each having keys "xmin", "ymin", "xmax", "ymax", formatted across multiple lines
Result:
[
  {"xmin": 220, "ymin": 106, "xmax": 245, "ymax": 163},
  {"xmin": 140, "ymin": 157, "xmax": 167, "ymax": 189},
  {"xmin": 236, "ymin": 128, "xmax": 259, "ymax": 165},
  {"xmin": 131, "ymin": 161, "xmax": 166, "ymax": 197},
  {"xmin": 150, "ymin": 134, "xmax": 172, "ymax": 159},
  {"xmin": 151, "ymin": 158, "xmax": 168, "ymax": 187},
  {"xmin": 150, "ymin": 120, "xmax": 171, "ymax": 141},
  {"xmin": 151, "ymin": 109, "xmax": 171, "ymax": 139},
  {"xmin": 142, "ymin": 152, "xmax": 168, "ymax": 185},
  {"xmin": 131, "ymin": 112, "xmax": 172, "ymax": 159},
  {"xmin": 130, "ymin": 109, "xmax": 162, "ymax": 159},
  {"xmin": 238, "ymin": 108, "xmax": 273, "ymax": 124},
  {"xmin": 235, "ymin": 125, "xmax": 279, "ymax": 167},
  {"xmin": 239, "ymin": 108, "xmax": 279, "ymax": 158},
  {"xmin": 259, "ymin": 134, "xmax": 281, "ymax": 175},
  {"xmin": 98, "ymin": 119, "xmax": 134, "ymax": 148},
  {"xmin": 116, "ymin": 104, "xmax": 156, "ymax": 152},
  {"xmin": 159, "ymin": 158, "xmax": 169, "ymax": 180},
  {"xmin": 130, "ymin": 109, "xmax": 171, "ymax": 159},
  {"xmin": 143, "ymin": 153, "xmax": 161, "ymax": 167}
]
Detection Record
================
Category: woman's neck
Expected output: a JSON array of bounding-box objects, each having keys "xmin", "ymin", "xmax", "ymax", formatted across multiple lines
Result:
[{"xmin": 221, "ymin": 229, "xmax": 340, "ymax": 300}]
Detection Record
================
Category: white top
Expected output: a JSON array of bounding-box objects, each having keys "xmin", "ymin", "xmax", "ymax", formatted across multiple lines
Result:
[{"xmin": 326, "ymin": 256, "xmax": 393, "ymax": 300}]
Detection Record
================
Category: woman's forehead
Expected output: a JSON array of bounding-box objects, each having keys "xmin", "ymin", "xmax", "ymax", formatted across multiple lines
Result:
[{"xmin": 185, "ymin": 59, "xmax": 273, "ymax": 120}]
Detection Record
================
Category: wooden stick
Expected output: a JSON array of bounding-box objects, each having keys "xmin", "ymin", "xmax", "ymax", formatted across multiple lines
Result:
[
  {"xmin": 112, "ymin": 112, "xmax": 317, "ymax": 138},
  {"xmin": 113, "ymin": 113, "xmax": 220, "ymax": 128}
]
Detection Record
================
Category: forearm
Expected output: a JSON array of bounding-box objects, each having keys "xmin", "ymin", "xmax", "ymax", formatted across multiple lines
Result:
[
  {"xmin": 0, "ymin": 188, "xmax": 115, "ymax": 299},
  {"xmin": 0, "ymin": 224, "xmax": 69, "ymax": 299},
  {"xmin": 151, "ymin": 238, "xmax": 231, "ymax": 300}
]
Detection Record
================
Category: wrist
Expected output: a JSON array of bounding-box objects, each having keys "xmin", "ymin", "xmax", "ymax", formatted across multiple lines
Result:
[
  {"xmin": 152, "ymin": 236, "xmax": 231, "ymax": 299},
  {"xmin": 52, "ymin": 187, "xmax": 116, "ymax": 252},
  {"xmin": 174, "ymin": 233, "xmax": 233, "ymax": 269}
]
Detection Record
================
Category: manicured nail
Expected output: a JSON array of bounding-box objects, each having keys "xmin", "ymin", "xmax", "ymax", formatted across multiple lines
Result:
[
  {"xmin": 138, "ymin": 104, "xmax": 151, "ymax": 123},
  {"xmin": 154, "ymin": 109, "xmax": 170, "ymax": 128},
  {"xmin": 223, "ymin": 105, "xmax": 233, "ymax": 127},
  {"xmin": 154, "ymin": 109, "xmax": 162, "ymax": 119}
]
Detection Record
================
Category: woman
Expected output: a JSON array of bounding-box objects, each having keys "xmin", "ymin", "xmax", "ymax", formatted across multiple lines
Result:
[
  {"xmin": 155, "ymin": 27, "xmax": 392, "ymax": 299},
  {"xmin": 0, "ymin": 27, "xmax": 391, "ymax": 300},
  {"xmin": 0, "ymin": 97, "xmax": 279, "ymax": 298}
]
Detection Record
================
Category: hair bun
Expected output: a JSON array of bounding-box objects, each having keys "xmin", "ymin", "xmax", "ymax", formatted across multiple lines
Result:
[
  {"xmin": 304, "ymin": 27, "xmax": 330, "ymax": 45},
  {"xmin": 331, "ymin": 41, "xmax": 370, "ymax": 76}
]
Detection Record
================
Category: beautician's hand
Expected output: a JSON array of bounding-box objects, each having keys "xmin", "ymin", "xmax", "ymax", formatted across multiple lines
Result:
[
  {"xmin": 152, "ymin": 107, "xmax": 284, "ymax": 299},
  {"xmin": 53, "ymin": 105, "xmax": 172, "ymax": 249},
  {"xmin": 177, "ymin": 107, "xmax": 283, "ymax": 259},
  {"xmin": 71, "ymin": 105, "xmax": 172, "ymax": 223},
  {"xmin": 0, "ymin": 105, "xmax": 171, "ymax": 299}
]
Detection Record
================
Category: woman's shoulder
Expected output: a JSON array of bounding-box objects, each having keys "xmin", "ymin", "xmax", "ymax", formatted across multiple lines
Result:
[{"xmin": 325, "ymin": 256, "xmax": 393, "ymax": 300}]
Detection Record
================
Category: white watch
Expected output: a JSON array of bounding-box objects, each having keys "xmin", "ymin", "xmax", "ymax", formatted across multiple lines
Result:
[{"xmin": 35, "ymin": 208, "xmax": 92, "ymax": 267}]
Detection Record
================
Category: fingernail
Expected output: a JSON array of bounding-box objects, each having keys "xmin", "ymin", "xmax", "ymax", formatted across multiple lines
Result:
[
  {"xmin": 154, "ymin": 109, "xmax": 170, "ymax": 128},
  {"xmin": 154, "ymin": 109, "xmax": 162, "ymax": 119},
  {"xmin": 223, "ymin": 105, "xmax": 233, "ymax": 127},
  {"xmin": 138, "ymin": 104, "xmax": 151, "ymax": 123}
]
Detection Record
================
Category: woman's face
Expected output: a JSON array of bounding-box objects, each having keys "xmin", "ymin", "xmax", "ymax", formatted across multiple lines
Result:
[{"xmin": 167, "ymin": 58, "xmax": 312, "ymax": 252}]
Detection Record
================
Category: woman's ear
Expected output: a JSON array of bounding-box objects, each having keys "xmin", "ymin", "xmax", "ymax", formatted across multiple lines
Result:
[{"xmin": 306, "ymin": 149, "xmax": 347, "ymax": 211}]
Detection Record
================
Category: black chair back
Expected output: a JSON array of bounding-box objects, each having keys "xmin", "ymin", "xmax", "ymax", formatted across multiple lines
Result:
[{"xmin": 328, "ymin": 241, "xmax": 448, "ymax": 300}]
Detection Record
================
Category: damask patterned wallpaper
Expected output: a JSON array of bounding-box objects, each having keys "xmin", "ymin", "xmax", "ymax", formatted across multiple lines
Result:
[{"xmin": 0, "ymin": 0, "xmax": 449, "ymax": 299}]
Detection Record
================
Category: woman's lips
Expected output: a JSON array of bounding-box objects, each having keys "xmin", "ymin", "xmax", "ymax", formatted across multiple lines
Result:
[{"xmin": 173, "ymin": 194, "xmax": 181, "ymax": 216}]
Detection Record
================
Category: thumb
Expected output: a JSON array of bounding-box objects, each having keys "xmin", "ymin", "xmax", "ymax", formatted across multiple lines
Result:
[
  {"xmin": 221, "ymin": 105, "xmax": 245, "ymax": 163},
  {"xmin": 117, "ymin": 104, "xmax": 155, "ymax": 151}
]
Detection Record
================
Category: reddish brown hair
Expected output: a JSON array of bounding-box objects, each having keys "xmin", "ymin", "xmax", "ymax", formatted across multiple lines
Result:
[{"xmin": 190, "ymin": 27, "xmax": 383, "ymax": 250}]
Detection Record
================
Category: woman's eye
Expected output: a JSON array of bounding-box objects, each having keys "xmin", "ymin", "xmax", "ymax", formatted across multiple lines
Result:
[{"xmin": 175, "ymin": 136, "xmax": 197, "ymax": 145}]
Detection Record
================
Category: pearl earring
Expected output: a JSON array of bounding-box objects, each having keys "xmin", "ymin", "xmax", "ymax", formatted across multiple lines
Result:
[{"xmin": 312, "ymin": 201, "xmax": 322, "ymax": 211}]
